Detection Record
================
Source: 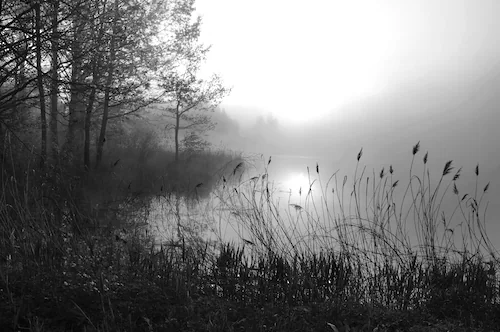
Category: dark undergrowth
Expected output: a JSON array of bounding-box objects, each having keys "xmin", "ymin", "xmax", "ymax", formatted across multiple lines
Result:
[{"xmin": 1, "ymin": 140, "xmax": 499, "ymax": 331}]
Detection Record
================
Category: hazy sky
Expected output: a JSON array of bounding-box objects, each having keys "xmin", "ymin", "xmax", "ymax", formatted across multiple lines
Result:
[
  {"xmin": 193, "ymin": 0, "xmax": 500, "ymax": 250},
  {"xmin": 195, "ymin": 0, "xmax": 500, "ymax": 125}
]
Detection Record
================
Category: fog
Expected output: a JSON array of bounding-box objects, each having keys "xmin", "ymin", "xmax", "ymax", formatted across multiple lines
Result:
[
  {"xmin": 204, "ymin": 55, "xmax": 500, "ymax": 251},
  {"xmin": 215, "ymin": 60, "xmax": 499, "ymax": 168},
  {"xmin": 192, "ymin": 0, "xmax": 500, "ymax": 250},
  {"xmin": 3, "ymin": 0, "xmax": 499, "ymax": 327},
  {"xmin": 197, "ymin": 0, "xmax": 500, "ymax": 120}
]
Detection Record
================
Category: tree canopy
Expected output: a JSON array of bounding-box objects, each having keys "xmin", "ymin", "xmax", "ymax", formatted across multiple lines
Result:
[{"xmin": 0, "ymin": 0, "xmax": 227, "ymax": 170}]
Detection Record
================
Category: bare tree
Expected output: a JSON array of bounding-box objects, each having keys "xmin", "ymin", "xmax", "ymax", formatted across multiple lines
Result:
[
  {"xmin": 64, "ymin": 0, "xmax": 88, "ymax": 166},
  {"xmin": 95, "ymin": 0, "xmax": 119, "ymax": 168},
  {"xmin": 49, "ymin": 0, "xmax": 60, "ymax": 161},
  {"xmin": 1, "ymin": 0, "xmax": 220, "ymax": 172},
  {"xmin": 34, "ymin": 1, "xmax": 47, "ymax": 168},
  {"xmin": 0, "ymin": 1, "xmax": 36, "ymax": 135},
  {"xmin": 161, "ymin": 71, "xmax": 229, "ymax": 161}
]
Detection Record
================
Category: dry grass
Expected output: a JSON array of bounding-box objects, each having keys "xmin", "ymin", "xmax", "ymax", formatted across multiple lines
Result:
[
  {"xmin": 207, "ymin": 142, "xmax": 499, "ymax": 328},
  {"xmin": 0, "ymin": 140, "xmax": 498, "ymax": 331}
]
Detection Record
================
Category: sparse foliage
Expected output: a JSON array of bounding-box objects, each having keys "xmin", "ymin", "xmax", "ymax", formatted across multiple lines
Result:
[{"xmin": 160, "ymin": 70, "xmax": 229, "ymax": 161}]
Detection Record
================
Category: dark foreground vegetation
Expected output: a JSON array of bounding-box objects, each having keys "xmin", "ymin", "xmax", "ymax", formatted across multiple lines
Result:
[
  {"xmin": 1, "ymin": 0, "xmax": 499, "ymax": 330},
  {"xmin": 1, "ymin": 139, "xmax": 499, "ymax": 332}
]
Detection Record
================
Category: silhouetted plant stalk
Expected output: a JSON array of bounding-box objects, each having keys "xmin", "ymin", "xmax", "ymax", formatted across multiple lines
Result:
[
  {"xmin": 1, "ymin": 139, "xmax": 499, "ymax": 330},
  {"xmin": 208, "ymin": 143, "xmax": 499, "ymax": 309}
]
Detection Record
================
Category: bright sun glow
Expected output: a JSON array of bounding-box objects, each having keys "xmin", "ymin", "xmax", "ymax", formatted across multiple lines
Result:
[
  {"xmin": 284, "ymin": 172, "xmax": 312, "ymax": 193},
  {"xmin": 195, "ymin": 0, "xmax": 398, "ymax": 124}
]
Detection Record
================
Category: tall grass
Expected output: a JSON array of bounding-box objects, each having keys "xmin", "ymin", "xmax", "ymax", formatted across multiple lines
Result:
[
  {"xmin": 207, "ymin": 142, "xmax": 499, "ymax": 325},
  {"xmin": 0, "ymin": 130, "xmax": 240, "ymax": 331},
  {"xmin": 1, "ymin": 138, "xmax": 498, "ymax": 331}
]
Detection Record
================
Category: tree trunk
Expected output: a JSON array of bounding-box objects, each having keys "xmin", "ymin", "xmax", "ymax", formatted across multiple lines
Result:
[
  {"xmin": 84, "ymin": 87, "xmax": 96, "ymax": 171},
  {"xmin": 35, "ymin": 2, "xmax": 47, "ymax": 169},
  {"xmin": 84, "ymin": 0, "xmax": 106, "ymax": 171},
  {"xmin": 175, "ymin": 102, "xmax": 180, "ymax": 162},
  {"xmin": 66, "ymin": 7, "xmax": 87, "ymax": 167},
  {"xmin": 95, "ymin": 0, "xmax": 118, "ymax": 168},
  {"xmin": 66, "ymin": 63, "xmax": 86, "ymax": 167},
  {"xmin": 49, "ymin": 0, "xmax": 59, "ymax": 163},
  {"xmin": 14, "ymin": 32, "xmax": 28, "ymax": 120}
]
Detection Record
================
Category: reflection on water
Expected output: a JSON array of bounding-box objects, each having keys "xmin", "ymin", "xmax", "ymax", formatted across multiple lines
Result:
[
  {"xmin": 146, "ymin": 153, "xmax": 499, "ymax": 260},
  {"xmin": 280, "ymin": 171, "xmax": 313, "ymax": 196}
]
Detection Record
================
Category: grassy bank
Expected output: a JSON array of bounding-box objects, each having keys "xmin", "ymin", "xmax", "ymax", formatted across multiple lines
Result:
[{"xmin": 0, "ymin": 141, "xmax": 499, "ymax": 331}]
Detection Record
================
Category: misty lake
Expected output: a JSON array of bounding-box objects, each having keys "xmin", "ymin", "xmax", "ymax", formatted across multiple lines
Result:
[{"xmin": 147, "ymin": 151, "xmax": 500, "ymax": 257}]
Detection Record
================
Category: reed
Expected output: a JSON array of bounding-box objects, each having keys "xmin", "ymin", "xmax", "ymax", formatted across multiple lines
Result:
[
  {"xmin": 0, "ymin": 139, "xmax": 498, "ymax": 331},
  {"xmin": 207, "ymin": 142, "xmax": 499, "ymax": 327}
]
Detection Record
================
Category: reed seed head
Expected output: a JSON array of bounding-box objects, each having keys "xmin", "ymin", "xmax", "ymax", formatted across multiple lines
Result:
[
  {"xmin": 453, "ymin": 167, "xmax": 462, "ymax": 181},
  {"xmin": 412, "ymin": 141, "xmax": 420, "ymax": 155},
  {"xmin": 442, "ymin": 160, "xmax": 453, "ymax": 176}
]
